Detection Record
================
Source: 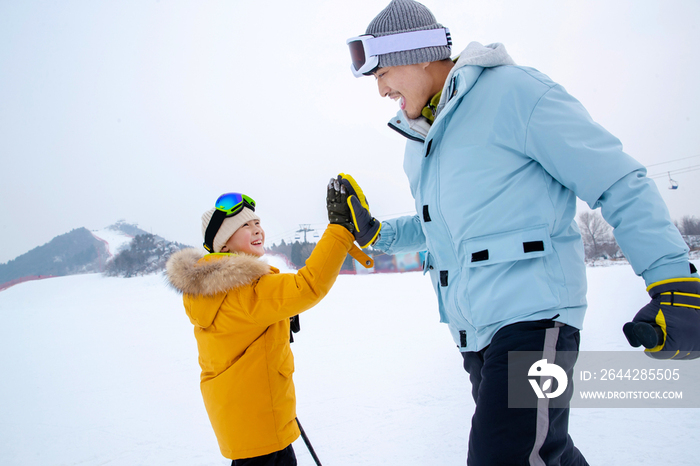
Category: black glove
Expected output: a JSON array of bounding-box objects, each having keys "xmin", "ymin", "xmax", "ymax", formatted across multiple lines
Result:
[
  {"xmin": 326, "ymin": 178, "xmax": 354, "ymax": 233},
  {"xmin": 289, "ymin": 315, "xmax": 300, "ymax": 343},
  {"xmin": 290, "ymin": 315, "xmax": 300, "ymax": 333},
  {"xmin": 338, "ymin": 173, "xmax": 382, "ymax": 248},
  {"xmin": 623, "ymin": 277, "xmax": 700, "ymax": 360}
]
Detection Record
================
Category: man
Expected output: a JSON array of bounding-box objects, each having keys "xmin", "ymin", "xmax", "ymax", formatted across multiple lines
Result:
[{"xmin": 343, "ymin": 0, "xmax": 700, "ymax": 464}]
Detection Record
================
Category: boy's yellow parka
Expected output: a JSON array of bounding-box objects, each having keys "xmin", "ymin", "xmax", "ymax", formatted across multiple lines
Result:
[{"xmin": 166, "ymin": 225, "xmax": 354, "ymax": 459}]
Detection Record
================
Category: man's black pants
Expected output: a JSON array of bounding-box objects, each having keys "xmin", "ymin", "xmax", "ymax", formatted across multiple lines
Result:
[{"xmin": 462, "ymin": 320, "xmax": 589, "ymax": 466}]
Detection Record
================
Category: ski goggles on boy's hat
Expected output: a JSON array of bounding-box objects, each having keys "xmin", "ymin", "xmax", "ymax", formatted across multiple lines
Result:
[
  {"xmin": 346, "ymin": 28, "xmax": 451, "ymax": 77},
  {"xmin": 203, "ymin": 192, "xmax": 256, "ymax": 253}
]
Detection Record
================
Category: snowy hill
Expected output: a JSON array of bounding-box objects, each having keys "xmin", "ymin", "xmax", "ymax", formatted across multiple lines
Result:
[
  {"xmin": 0, "ymin": 222, "xmax": 186, "ymax": 290},
  {"xmin": 0, "ymin": 227, "xmax": 110, "ymax": 290},
  {"xmin": 91, "ymin": 226, "xmax": 135, "ymax": 258},
  {"xmin": 0, "ymin": 263, "xmax": 697, "ymax": 465}
]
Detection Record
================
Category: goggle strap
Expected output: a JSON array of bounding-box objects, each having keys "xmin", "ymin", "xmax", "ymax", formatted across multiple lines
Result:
[
  {"xmin": 203, "ymin": 209, "xmax": 228, "ymax": 253},
  {"xmin": 364, "ymin": 28, "xmax": 450, "ymax": 57}
]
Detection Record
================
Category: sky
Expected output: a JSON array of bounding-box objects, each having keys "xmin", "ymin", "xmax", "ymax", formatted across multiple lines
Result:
[{"xmin": 1, "ymin": 0, "xmax": 699, "ymax": 263}]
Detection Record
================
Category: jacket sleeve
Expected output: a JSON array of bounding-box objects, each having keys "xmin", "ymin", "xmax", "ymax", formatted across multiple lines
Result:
[
  {"xmin": 237, "ymin": 224, "xmax": 354, "ymax": 327},
  {"xmin": 525, "ymin": 84, "xmax": 689, "ymax": 285},
  {"xmin": 373, "ymin": 214, "xmax": 427, "ymax": 254},
  {"xmin": 594, "ymin": 171, "xmax": 689, "ymax": 285}
]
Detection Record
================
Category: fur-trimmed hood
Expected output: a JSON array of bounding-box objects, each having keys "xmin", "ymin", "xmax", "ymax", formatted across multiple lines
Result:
[
  {"xmin": 166, "ymin": 248, "xmax": 272, "ymax": 296},
  {"xmin": 166, "ymin": 248, "xmax": 274, "ymax": 329}
]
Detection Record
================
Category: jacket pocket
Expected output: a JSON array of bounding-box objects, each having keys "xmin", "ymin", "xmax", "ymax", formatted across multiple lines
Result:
[
  {"xmin": 457, "ymin": 225, "xmax": 561, "ymax": 327},
  {"xmin": 277, "ymin": 344, "xmax": 295, "ymax": 378},
  {"xmin": 462, "ymin": 224, "xmax": 553, "ymax": 267}
]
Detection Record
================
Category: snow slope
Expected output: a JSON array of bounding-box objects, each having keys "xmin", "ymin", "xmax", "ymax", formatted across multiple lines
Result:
[
  {"xmin": 91, "ymin": 228, "xmax": 134, "ymax": 258},
  {"xmin": 0, "ymin": 263, "xmax": 698, "ymax": 465}
]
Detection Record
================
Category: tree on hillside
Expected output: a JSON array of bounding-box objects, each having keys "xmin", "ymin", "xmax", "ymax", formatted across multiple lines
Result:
[
  {"xmin": 577, "ymin": 211, "xmax": 621, "ymax": 261},
  {"xmin": 105, "ymin": 234, "xmax": 189, "ymax": 277},
  {"xmin": 675, "ymin": 215, "xmax": 700, "ymax": 251},
  {"xmin": 676, "ymin": 215, "xmax": 700, "ymax": 236},
  {"xmin": 288, "ymin": 241, "xmax": 318, "ymax": 269}
]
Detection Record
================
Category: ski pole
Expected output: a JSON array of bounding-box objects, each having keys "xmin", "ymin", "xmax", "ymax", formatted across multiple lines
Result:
[{"xmin": 296, "ymin": 417, "xmax": 322, "ymax": 466}]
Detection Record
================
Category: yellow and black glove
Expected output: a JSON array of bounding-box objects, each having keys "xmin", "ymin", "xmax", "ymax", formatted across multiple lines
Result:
[
  {"xmin": 623, "ymin": 277, "xmax": 700, "ymax": 360},
  {"xmin": 338, "ymin": 173, "xmax": 381, "ymax": 248}
]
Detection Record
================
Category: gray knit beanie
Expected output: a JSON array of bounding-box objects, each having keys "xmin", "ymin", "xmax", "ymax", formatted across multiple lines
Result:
[{"xmin": 366, "ymin": 0, "xmax": 451, "ymax": 68}]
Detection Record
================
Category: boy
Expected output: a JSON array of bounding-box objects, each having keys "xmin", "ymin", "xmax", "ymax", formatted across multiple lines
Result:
[{"xmin": 166, "ymin": 185, "xmax": 361, "ymax": 465}]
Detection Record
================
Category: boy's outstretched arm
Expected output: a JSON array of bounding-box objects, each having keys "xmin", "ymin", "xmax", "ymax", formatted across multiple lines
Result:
[{"xmin": 238, "ymin": 182, "xmax": 357, "ymax": 326}]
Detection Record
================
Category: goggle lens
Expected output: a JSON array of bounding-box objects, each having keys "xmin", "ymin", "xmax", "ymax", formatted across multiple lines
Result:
[
  {"xmin": 215, "ymin": 192, "xmax": 256, "ymax": 216},
  {"xmin": 348, "ymin": 40, "xmax": 367, "ymax": 72}
]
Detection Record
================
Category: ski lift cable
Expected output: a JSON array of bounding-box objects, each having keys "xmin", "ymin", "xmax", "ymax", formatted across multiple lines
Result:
[
  {"xmin": 266, "ymin": 229, "xmax": 303, "ymax": 242},
  {"xmin": 668, "ymin": 166, "xmax": 700, "ymax": 176},
  {"xmin": 267, "ymin": 223, "xmax": 330, "ymax": 243},
  {"xmin": 649, "ymin": 165, "xmax": 700, "ymax": 179},
  {"xmin": 645, "ymin": 154, "xmax": 700, "ymax": 168}
]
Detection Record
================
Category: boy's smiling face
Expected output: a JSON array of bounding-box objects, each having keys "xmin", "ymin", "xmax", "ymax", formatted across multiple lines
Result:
[{"xmin": 221, "ymin": 219, "xmax": 265, "ymax": 257}]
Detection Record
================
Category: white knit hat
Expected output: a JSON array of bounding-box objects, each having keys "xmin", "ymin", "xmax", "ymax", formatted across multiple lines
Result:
[{"xmin": 201, "ymin": 207, "xmax": 260, "ymax": 253}]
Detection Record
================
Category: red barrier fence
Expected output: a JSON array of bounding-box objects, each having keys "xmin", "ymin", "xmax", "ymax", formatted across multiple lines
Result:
[{"xmin": 0, "ymin": 275, "xmax": 57, "ymax": 292}]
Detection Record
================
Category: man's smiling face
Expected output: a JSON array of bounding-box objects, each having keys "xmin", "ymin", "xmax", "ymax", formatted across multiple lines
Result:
[{"xmin": 374, "ymin": 62, "xmax": 434, "ymax": 119}]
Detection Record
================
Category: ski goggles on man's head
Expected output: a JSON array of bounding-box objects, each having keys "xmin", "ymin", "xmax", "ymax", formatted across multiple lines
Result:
[
  {"xmin": 203, "ymin": 192, "xmax": 256, "ymax": 252},
  {"xmin": 346, "ymin": 28, "xmax": 451, "ymax": 77}
]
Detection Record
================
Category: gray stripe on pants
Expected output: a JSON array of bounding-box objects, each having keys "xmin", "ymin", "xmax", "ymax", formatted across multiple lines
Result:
[{"xmin": 529, "ymin": 323, "xmax": 562, "ymax": 466}]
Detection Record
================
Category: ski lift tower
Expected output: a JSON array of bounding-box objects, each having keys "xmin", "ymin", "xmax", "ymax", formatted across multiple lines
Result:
[{"xmin": 296, "ymin": 224, "xmax": 313, "ymax": 243}]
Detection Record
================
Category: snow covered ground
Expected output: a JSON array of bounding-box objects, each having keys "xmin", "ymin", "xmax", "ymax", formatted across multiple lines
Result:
[{"xmin": 0, "ymin": 257, "xmax": 698, "ymax": 465}]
